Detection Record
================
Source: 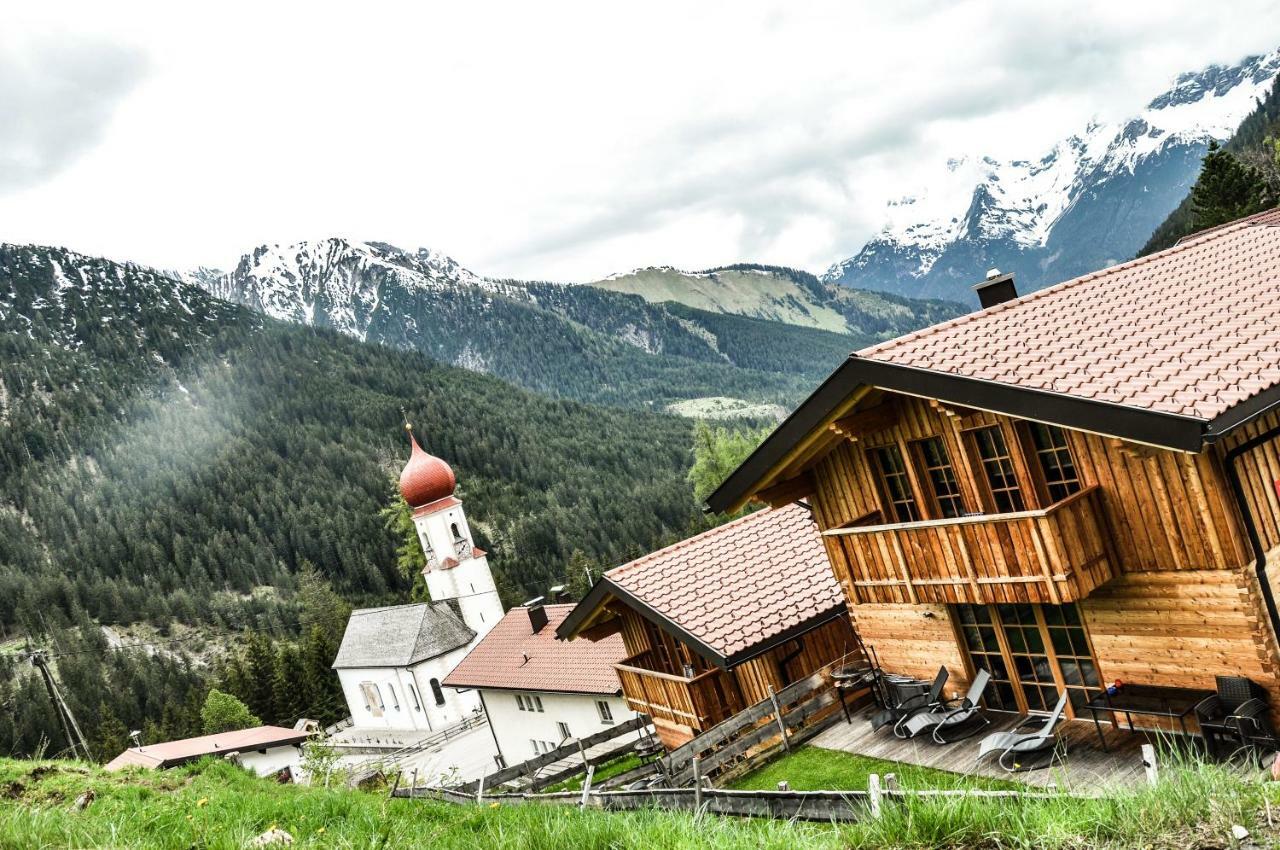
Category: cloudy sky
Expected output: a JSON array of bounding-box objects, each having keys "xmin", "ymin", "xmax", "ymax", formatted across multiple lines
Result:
[{"xmin": 4, "ymin": 1, "xmax": 1280, "ymax": 281}]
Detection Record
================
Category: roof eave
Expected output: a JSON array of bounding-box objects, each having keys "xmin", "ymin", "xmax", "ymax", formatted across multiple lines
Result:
[{"xmin": 708, "ymin": 355, "xmax": 1227, "ymax": 514}]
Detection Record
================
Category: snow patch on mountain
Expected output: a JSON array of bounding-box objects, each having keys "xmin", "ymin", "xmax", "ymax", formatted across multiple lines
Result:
[{"xmin": 825, "ymin": 49, "xmax": 1280, "ymax": 296}]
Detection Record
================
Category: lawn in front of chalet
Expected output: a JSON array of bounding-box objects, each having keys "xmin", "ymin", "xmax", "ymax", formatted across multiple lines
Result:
[
  {"xmin": 728, "ymin": 745, "xmax": 1022, "ymax": 792},
  {"xmin": 3, "ymin": 752, "xmax": 1278, "ymax": 848}
]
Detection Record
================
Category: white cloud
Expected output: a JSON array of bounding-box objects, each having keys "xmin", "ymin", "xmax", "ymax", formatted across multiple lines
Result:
[{"xmin": 2, "ymin": 0, "xmax": 1279, "ymax": 281}]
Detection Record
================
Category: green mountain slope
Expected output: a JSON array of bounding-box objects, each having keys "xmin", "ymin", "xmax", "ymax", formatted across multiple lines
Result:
[
  {"xmin": 1140, "ymin": 75, "xmax": 1280, "ymax": 255},
  {"xmin": 0, "ymin": 243, "xmax": 705, "ymax": 635},
  {"xmin": 588, "ymin": 263, "xmax": 963, "ymax": 337}
]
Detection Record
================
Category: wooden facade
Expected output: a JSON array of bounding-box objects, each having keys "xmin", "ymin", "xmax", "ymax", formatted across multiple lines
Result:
[
  {"xmin": 780, "ymin": 391, "xmax": 1280, "ymax": 719},
  {"xmin": 609, "ymin": 607, "xmax": 856, "ymax": 748}
]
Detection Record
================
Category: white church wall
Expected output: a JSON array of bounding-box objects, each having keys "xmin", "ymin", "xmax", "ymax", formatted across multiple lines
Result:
[
  {"xmin": 477, "ymin": 689, "xmax": 639, "ymax": 766},
  {"xmin": 336, "ymin": 649, "xmax": 481, "ymax": 733},
  {"xmin": 236, "ymin": 744, "xmax": 304, "ymax": 780}
]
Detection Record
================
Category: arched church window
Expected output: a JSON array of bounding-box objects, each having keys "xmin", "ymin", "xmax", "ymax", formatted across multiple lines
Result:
[{"xmin": 430, "ymin": 678, "xmax": 446, "ymax": 706}]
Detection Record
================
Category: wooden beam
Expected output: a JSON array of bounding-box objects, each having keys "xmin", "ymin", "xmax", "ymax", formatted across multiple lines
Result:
[
  {"xmin": 1108, "ymin": 437, "xmax": 1159, "ymax": 460},
  {"xmin": 753, "ymin": 472, "xmax": 815, "ymax": 508},
  {"xmin": 929, "ymin": 398, "xmax": 977, "ymax": 420},
  {"xmin": 829, "ymin": 400, "xmax": 898, "ymax": 444}
]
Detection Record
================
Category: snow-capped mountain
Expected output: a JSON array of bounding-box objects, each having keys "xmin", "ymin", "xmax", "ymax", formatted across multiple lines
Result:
[{"xmin": 824, "ymin": 50, "xmax": 1280, "ymax": 302}]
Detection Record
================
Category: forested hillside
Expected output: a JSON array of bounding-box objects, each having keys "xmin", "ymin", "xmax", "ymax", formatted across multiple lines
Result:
[
  {"xmin": 1140, "ymin": 75, "xmax": 1280, "ymax": 254},
  {"xmin": 0, "ymin": 244, "xmax": 707, "ymax": 638}
]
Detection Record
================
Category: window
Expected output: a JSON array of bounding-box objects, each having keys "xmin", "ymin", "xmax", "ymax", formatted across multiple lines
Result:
[
  {"xmin": 596, "ymin": 700, "xmax": 614, "ymax": 724},
  {"xmin": 556, "ymin": 721, "xmax": 570, "ymax": 740},
  {"xmin": 1027, "ymin": 423, "xmax": 1082, "ymax": 502},
  {"xmin": 387, "ymin": 684, "xmax": 400, "ymax": 711},
  {"xmin": 530, "ymin": 739, "xmax": 539, "ymax": 755},
  {"xmin": 516, "ymin": 694, "xmax": 528, "ymax": 711},
  {"xmin": 868, "ymin": 444, "xmax": 921, "ymax": 522},
  {"xmin": 533, "ymin": 695, "xmax": 544, "ymax": 712},
  {"xmin": 359, "ymin": 683, "xmax": 384, "ymax": 718},
  {"xmin": 430, "ymin": 678, "xmax": 446, "ymax": 706},
  {"xmin": 914, "ymin": 437, "xmax": 966, "ymax": 518},
  {"xmin": 970, "ymin": 426, "xmax": 1026, "ymax": 512},
  {"xmin": 408, "ymin": 684, "xmax": 422, "ymax": 711}
]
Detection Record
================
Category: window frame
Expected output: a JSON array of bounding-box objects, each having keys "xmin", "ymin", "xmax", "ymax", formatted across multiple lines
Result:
[
  {"xmin": 596, "ymin": 699, "xmax": 614, "ymax": 724},
  {"xmin": 1021, "ymin": 422, "xmax": 1083, "ymax": 505},
  {"xmin": 866, "ymin": 443, "xmax": 923, "ymax": 523},
  {"xmin": 965, "ymin": 424, "xmax": 1028, "ymax": 514},
  {"xmin": 911, "ymin": 436, "xmax": 968, "ymax": 519}
]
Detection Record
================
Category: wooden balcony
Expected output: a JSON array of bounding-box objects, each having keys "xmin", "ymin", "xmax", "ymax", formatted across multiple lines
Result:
[
  {"xmin": 824, "ymin": 485, "xmax": 1115, "ymax": 606},
  {"xmin": 614, "ymin": 651, "xmax": 742, "ymax": 731}
]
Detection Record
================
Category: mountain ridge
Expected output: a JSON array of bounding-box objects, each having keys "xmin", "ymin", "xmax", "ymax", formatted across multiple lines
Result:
[{"xmin": 824, "ymin": 49, "xmax": 1280, "ymax": 302}]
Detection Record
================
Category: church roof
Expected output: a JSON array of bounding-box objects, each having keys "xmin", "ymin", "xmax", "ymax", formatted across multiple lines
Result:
[{"xmin": 332, "ymin": 602, "xmax": 475, "ymax": 669}]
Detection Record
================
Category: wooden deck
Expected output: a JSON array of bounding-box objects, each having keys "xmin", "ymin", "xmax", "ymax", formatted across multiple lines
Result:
[{"xmin": 812, "ymin": 705, "xmax": 1168, "ymax": 791}]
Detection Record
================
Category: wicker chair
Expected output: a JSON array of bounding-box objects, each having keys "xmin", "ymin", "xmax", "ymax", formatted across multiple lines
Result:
[
  {"xmin": 1195, "ymin": 676, "xmax": 1268, "ymax": 758},
  {"xmin": 870, "ymin": 666, "xmax": 948, "ymax": 734}
]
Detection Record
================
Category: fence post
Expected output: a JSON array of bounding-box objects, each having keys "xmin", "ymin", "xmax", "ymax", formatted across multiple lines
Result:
[
  {"xmin": 411, "ymin": 769, "xmax": 418, "ymax": 799},
  {"xmin": 693, "ymin": 756, "xmax": 703, "ymax": 812},
  {"xmin": 868, "ymin": 773, "xmax": 882, "ymax": 819},
  {"xmin": 579, "ymin": 765, "xmax": 595, "ymax": 809},
  {"xmin": 777, "ymin": 781, "xmax": 789, "ymax": 791},
  {"xmin": 1141, "ymin": 743, "xmax": 1158, "ymax": 786},
  {"xmin": 476, "ymin": 774, "xmax": 485, "ymax": 804},
  {"xmin": 767, "ymin": 685, "xmax": 790, "ymax": 752}
]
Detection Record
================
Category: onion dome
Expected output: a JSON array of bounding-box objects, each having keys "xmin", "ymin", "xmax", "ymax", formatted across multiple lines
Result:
[{"xmin": 399, "ymin": 429, "xmax": 456, "ymax": 507}]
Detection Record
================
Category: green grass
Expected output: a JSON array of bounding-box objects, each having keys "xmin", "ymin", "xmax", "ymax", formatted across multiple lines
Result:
[
  {"xmin": 728, "ymin": 746, "xmax": 1022, "ymax": 792},
  {"xmin": 545, "ymin": 754, "xmax": 645, "ymax": 792},
  {"xmin": 1, "ymin": 752, "xmax": 1278, "ymax": 848}
]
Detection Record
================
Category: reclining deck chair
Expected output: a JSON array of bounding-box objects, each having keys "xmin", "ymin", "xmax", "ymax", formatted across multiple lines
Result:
[
  {"xmin": 870, "ymin": 666, "xmax": 948, "ymax": 734},
  {"xmin": 899, "ymin": 669, "xmax": 992, "ymax": 743},
  {"xmin": 976, "ymin": 690, "xmax": 1069, "ymax": 772}
]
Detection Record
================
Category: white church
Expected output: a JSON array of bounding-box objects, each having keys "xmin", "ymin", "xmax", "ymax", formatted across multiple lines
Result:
[{"xmin": 331, "ymin": 425, "xmax": 505, "ymax": 735}]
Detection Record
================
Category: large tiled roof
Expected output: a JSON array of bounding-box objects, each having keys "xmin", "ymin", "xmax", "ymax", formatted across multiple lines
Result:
[
  {"xmin": 443, "ymin": 604, "xmax": 625, "ymax": 695},
  {"xmin": 105, "ymin": 726, "xmax": 309, "ymax": 771},
  {"xmin": 604, "ymin": 503, "xmax": 844, "ymax": 661},
  {"xmin": 858, "ymin": 210, "xmax": 1280, "ymax": 422},
  {"xmin": 332, "ymin": 602, "xmax": 474, "ymax": 669}
]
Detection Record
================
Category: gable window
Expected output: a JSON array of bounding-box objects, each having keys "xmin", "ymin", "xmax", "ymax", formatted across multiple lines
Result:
[
  {"xmin": 970, "ymin": 426, "xmax": 1026, "ymax": 513},
  {"xmin": 1026, "ymin": 423, "xmax": 1082, "ymax": 502},
  {"xmin": 429, "ymin": 678, "xmax": 446, "ymax": 706},
  {"xmin": 596, "ymin": 700, "xmax": 614, "ymax": 724},
  {"xmin": 868, "ymin": 444, "xmax": 921, "ymax": 523},
  {"xmin": 914, "ymin": 437, "xmax": 966, "ymax": 519}
]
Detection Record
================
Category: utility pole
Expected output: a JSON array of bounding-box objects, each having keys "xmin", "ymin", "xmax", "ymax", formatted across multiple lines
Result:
[{"xmin": 29, "ymin": 649, "xmax": 90, "ymax": 760}]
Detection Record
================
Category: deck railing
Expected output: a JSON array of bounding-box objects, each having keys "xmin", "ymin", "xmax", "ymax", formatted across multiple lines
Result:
[
  {"xmin": 613, "ymin": 651, "xmax": 737, "ymax": 730},
  {"xmin": 824, "ymin": 485, "xmax": 1115, "ymax": 605}
]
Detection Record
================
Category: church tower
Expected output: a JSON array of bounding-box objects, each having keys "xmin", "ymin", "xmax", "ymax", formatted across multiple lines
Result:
[{"xmin": 398, "ymin": 423, "xmax": 504, "ymax": 638}]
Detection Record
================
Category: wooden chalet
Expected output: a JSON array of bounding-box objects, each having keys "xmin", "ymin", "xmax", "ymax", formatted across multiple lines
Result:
[
  {"xmin": 557, "ymin": 503, "xmax": 858, "ymax": 748},
  {"xmin": 707, "ymin": 210, "xmax": 1280, "ymax": 722}
]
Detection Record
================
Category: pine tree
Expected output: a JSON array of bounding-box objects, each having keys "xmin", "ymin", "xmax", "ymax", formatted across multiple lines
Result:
[{"xmin": 1190, "ymin": 141, "xmax": 1272, "ymax": 231}]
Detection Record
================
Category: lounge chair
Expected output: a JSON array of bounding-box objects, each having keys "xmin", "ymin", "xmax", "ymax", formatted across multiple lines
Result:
[
  {"xmin": 1195, "ymin": 676, "xmax": 1268, "ymax": 758},
  {"xmin": 899, "ymin": 669, "xmax": 992, "ymax": 743},
  {"xmin": 1227, "ymin": 698, "xmax": 1278, "ymax": 766},
  {"xmin": 976, "ymin": 691, "xmax": 1069, "ymax": 772},
  {"xmin": 870, "ymin": 666, "xmax": 948, "ymax": 734}
]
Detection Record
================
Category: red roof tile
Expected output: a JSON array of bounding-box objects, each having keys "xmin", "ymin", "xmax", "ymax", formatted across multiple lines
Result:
[
  {"xmin": 604, "ymin": 503, "xmax": 844, "ymax": 660},
  {"xmin": 104, "ymin": 726, "xmax": 309, "ymax": 771},
  {"xmin": 859, "ymin": 210, "xmax": 1280, "ymax": 422},
  {"xmin": 443, "ymin": 604, "xmax": 625, "ymax": 695}
]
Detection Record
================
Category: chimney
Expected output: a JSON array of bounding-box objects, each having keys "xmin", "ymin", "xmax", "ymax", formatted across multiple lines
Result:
[
  {"xmin": 548, "ymin": 584, "xmax": 569, "ymax": 603},
  {"xmin": 524, "ymin": 596, "xmax": 548, "ymax": 634},
  {"xmin": 973, "ymin": 268, "xmax": 1017, "ymax": 309}
]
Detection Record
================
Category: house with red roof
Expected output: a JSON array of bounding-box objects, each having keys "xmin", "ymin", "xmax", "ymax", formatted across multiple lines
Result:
[
  {"xmin": 705, "ymin": 210, "xmax": 1280, "ymax": 724},
  {"xmin": 557, "ymin": 502, "xmax": 858, "ymax": 748},
  {"xmin": 444, "ymin": 601, "xmax": 639, "ymax": 767},
  {"xmin": 105, "ymin": 725, "xmax": 311, "ymax": 779}
]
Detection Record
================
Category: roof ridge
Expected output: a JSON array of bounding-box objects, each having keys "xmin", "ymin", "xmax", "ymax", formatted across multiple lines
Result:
[{"xmin": 860, "ymin": 216, "xmax": 1260, "ymax": 359}]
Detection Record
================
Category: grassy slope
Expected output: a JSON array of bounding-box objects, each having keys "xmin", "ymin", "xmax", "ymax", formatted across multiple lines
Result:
[
  {"xmin": 3, "ymin": 752, "xmax": 1279, "ymax": 849},
  {"xmin": 728, "ymin": 746, "xmax": 1020, "ymax": 792}
]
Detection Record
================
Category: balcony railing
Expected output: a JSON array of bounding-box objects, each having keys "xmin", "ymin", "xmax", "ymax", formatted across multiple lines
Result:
[
  {"xmin": 823, "ymin": 485, "xmax": 1115, "ymax": 606},
  {"xmin": 613, "ymin": 650, "xmax": 741, "ymax": 730}
]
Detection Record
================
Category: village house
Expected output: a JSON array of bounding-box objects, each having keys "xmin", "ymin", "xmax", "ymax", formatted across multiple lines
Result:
[
  {"xmin": 331, "ymin": 427, "xmax": 505, "ymax": 736},
  {"xmin": 105, "ymin": 725, "xmax": 311, "ymax": 779},
  {"xmin": 443, "ymin": 600, "xmax": 639, "ymax": 767},
  {"xmin": 558, "ymin": 502, "xmax": 858, "ymax": 748},
  {"xmin": 705, "ymin": 210, "xmax": 1280, "ymax": 723}
]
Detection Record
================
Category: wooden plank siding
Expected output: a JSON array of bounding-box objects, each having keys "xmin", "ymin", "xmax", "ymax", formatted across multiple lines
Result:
[
  {"xmin": 608, "ymin": 608, "xmax": 856, "ymax": 749},
  {"xmin": 801, "ymin": 390, "xmax": 1280, "ymax": 712}
]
